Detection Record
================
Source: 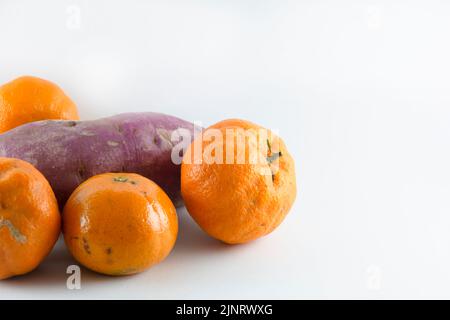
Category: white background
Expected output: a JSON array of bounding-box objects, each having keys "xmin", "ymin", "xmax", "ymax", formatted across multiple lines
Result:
[{"xmin": 1, "ymin": 0, "xmax": 450, "ymax": 299}]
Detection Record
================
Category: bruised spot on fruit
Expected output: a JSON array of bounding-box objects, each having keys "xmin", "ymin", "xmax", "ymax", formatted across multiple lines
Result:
[
  {"xmin": 156, "ymin": 128, "xmax": 174, "ymax": 147},
  {"xmin": 266, "ymin": 139, "xmax": 283, "ymax": 164},
  {"xmin": 266, "ymin": 140, "xmax": 283, "ymax": 181},
  {"xmin": 106, "ymin": 247, "xmax": 112, "ymax": 255},
  {"xmin": 267, "ymin": 139, "xmax": 272, "ymax": 154},
  {"xmin": 115, "ymin": 124, "xmax": 124, "ymax": 133},
  {"xmin": 113, "ymin": 176, "xmax": 137, "ymax": 185},
  {"xmin": 107, "ymin": 140, "xmax": 119, "ymax": 147},
  {"xmin": 82, "ymin": 237, "xmax": 91, "ymax": 255},
  {"xmin": 65, "ymin": 121, "xmax": 77, "ymax": 127},
  {"xmin": 267, "ymin": 151, "xmax": 282, "ymax": 164},
  {"xmin": 80, "ymin": 130, "xmax": 95, "ymax": 136},
  {"xmin": 0, "ymin": 217, "xmax": 27, "ymax": 244},
  {"xmin": 77, "ymin": 163, "xmax": 86, "ymax": 179}
]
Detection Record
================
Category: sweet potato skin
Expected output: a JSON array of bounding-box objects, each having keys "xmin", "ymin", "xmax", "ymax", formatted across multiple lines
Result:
[{"xmin": 0, "ymin": 112, "xmax": 196, "ymax": 207}]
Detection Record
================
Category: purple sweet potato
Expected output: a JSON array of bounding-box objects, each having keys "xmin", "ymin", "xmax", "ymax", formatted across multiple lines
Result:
[{"xmin": 0, "ymin": 112, "xmax": 197, "ymax": 207}]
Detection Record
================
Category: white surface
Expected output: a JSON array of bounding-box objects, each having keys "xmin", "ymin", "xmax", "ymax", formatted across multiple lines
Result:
[{"xmin": 1, "ymin": 0, "xmax": 450, "ymax": 299}]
